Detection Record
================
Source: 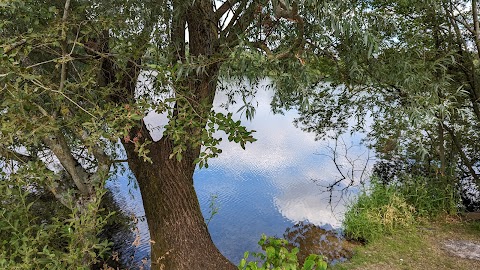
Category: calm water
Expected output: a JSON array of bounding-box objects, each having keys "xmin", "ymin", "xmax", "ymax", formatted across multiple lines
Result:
[{"xmin": 107, "ymin": 81, "xmax": 371, "ymax": 268}]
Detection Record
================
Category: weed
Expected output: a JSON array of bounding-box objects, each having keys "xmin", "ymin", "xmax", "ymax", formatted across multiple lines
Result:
[
  {"xmin": 343, "ymin": 179, "xmax": 415, "ymax": 242},
  {"xmin": 239, "ymin": 234, "xmax": 328, "ymax": 270},
  {"xmin": 343, "ymin": 175, "xmax": 459, "ymax": 243},
  {"xmin": 205, "ymin": 193, "xmax": 220, "ymax": 226}
]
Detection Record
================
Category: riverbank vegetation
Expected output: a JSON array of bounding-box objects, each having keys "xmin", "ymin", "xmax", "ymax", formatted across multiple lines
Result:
[
  {"xmin": 235, "ymin": 174, "xmax": 478, "ymax": 270},
  {"xmin": 343, "ymin": 176, "xmax": 457, "ymax": 243},
  {"xmin": 329, "ymin": 173, "xmax": 479, "ymax": 269},
  {"xmin": 0, "ymin": 171, "xmax": 113, "ymax": 269},
  {"xmin": 243, "ymin": 174, "xmax": 471, "ymax": 270},
  {"xmin": 239, "ymin": 235, "xmax": 328, "ymax": 270},
  {"xmin": 2, "ymin": 0, "xmax": 480, "ymax": 269},
  {"xmin": 333, "ymin": 217, "xmax": 480, "ymax": 270}
]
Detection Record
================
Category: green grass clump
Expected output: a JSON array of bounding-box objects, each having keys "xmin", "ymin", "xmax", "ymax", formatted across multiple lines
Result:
[
  {"xmin": 343, "ymin": 179, "xmax": 415, "ymax": 242},
  {"xmin": 397, "ymin": 176, "xmax": 457, "ymax": 217},
  {"xmin": 343, "ymin": 176, "xmax": 458, "ymax": 242},
  {"xmin": 343, "ymin": 175, "xmax": 458, "ymax": 243}
]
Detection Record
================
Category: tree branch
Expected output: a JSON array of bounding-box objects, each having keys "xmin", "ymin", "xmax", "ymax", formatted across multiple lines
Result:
[
  {"xmin": 215, "ymin": 0, "xmax": 240, "ymax": 20},
  {"xmin": 171, "ymin": 0, "xmax": 187, "ymax": 62},
  {"xmin": 222, "ymin": 1, "xmax": 255, "ymax": 44},
  {"xmin": 472, "ymin": 0, "xmax": 480, "ymax": 59},
  {"xmin": 79, "ymin": 131, "xmax": 112, "ymax": 186},
  {"xmin": 247, "ymin": 1, "xmax": 305, "ymax": 61},
  {"xmin": 273, "ymin": 2, "xmax": 305, "ymax": 58},
  {"xmin": 0, "ymin": 147, "xmax": 34, "ymax": 163},
  {"xmin": 250, "ymin": 41, "xmax": 273, "ymax": 56},
  {"xmin": 47, "ymin": 170, "xmax": 77, "ymax": 210},
  {"xmin": 443, "ymin": 123, "xmax": 480, "ymax": 183},
  {"xmin": 445, "ymin": 5, "xmax": 480, "ymax": 121},
  {"xmin": 59, "ymin": 0, "xmax": 71, "ymax": 93},
  {"xmin": 3, "ymin": 39, "xmax": 27, "ymax": 54},
  {"xmin": 43, "ymin": 132, "xmax": 91, "ymax": 196}
]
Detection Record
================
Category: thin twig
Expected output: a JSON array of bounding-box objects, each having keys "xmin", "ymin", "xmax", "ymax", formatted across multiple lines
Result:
[
  {"xmin": 30, "ymin": 79, "xmax": 97, "ymax": 119},
  {"xmin": 59, "ymin": 0, "xmax": 72, "ymax": 93}
]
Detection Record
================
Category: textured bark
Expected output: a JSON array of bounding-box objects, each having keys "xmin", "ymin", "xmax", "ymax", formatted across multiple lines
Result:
[
  {"xmin": 122, "ymin": 1, "xmax": 235, "ymax": 269},
  {"xmin": 122, "ymin": 55, "xmax": 233, "ymax": 269},
  {"xmin": 123, "ymin": 68, "xmax": 235, "ymax": 269},
  {"xmin": 124, "ymin": 135, "xmax": 234, "ymax": 270}
]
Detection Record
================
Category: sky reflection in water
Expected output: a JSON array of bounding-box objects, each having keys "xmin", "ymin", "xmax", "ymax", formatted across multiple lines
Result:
[{"xmin": 109, "ymin": 80, "xmax": 371, "ymax": 266}]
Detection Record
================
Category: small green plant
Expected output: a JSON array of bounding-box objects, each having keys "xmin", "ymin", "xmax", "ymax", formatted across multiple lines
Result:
[
  {"xmin": 0, "ymin": 167, "xmax": 114, "ymax": 269},
  {"xmin": 238, "ymin": 234, "xmax": 328, "ymax": 270},
  {"xmin": 205, "ymin": 193, "xmax": 219, "ymax": 226}
]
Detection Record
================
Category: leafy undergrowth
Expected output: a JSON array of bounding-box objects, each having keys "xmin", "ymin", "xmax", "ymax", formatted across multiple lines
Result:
[
  {"xmin": 331, "ymin": 217, "xmax": 480, "ymax": 270},
  {"xmin": 239, "ymin": 234, "xmax": 328, "ymax": 270}
]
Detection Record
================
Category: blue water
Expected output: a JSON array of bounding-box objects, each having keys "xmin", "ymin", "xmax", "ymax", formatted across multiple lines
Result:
[{"xmin": 108, "ymin": 82, "xmax": 371, "ymax": 268}]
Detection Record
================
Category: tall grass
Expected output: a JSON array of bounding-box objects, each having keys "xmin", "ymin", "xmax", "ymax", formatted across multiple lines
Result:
[
  {"xmin": 343, "ymin": 176, "xmax": 458, "ymax": 243},
  {"xmin": 397, "ymin": 176, "xmax": 457, "ymax": 217},
  {"xmin": 342, "ymin": 179, "xmax": 415, "ymax": 242}
]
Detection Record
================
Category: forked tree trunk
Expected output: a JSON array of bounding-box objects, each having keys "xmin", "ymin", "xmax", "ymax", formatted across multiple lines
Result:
[
  {"xmin": 124, "ymin": 137, "xmax": 235, "ymax": 270},
  {"xmin": 123, "ymin": 1, "xmax": 237, "ymax": 269},
  {"xmin": 123, "ymin": 62, "xmax": 233, "ymax": 269}
]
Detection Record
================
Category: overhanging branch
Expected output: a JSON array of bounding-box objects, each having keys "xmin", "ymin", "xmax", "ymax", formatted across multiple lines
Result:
[
  {"xmin": 79, "ymin": 131, "xmax": 112, "ymax": 186},
  {"xmin": 43, "ymin": 132, "xmax": 91, "ymax": 196},
  {"xmin": 443, "ymin": 123, "xmax": 480, "ymax": 183},
  {"xmin": 244, "ymin": 1, "xmax": 305, "ymax": 61},
  {"xmin": 222, "ymin": 1, "xmax": 255, "ymax": 45},
  {"xmin": 215, "ymin": 0, "xmax": 240, "ymax": 20},
  {"xmin": 0, "ymin": 147, "xmax": 34, "ymax": 163}
]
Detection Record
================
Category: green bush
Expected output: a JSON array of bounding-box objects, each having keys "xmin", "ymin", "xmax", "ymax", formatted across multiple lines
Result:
[
  {"xmin": 397, "ymin": 175, "xmax": 457, "ymax": 217},
  {"xmin": 343, "ymin": 179, "xmax": 415, "ymax": 243},
  {"xmin": 238, "ymin": 234, "xmax": 328, "ymax": 270},
  {"xmin": 343, "ymin": 176, "xmax": 459, "ymax": 243},
  {"xmin": 0, "ymin": 169, "xmax": 113, "ymax": 269}
]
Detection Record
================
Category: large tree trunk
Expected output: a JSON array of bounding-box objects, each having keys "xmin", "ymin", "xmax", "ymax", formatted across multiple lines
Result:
[
  {"xmin": 124, "ymin": 135, "xmax": 235, "ymax": 270},
  {"xmin": 123, "ymin": 2, "xmax": 236, "ymax": 268}
]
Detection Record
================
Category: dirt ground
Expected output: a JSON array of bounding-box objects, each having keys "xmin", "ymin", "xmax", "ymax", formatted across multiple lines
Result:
[{"xmin": 432, "ymin": 218, "xmax": 480, "ymax": 270}]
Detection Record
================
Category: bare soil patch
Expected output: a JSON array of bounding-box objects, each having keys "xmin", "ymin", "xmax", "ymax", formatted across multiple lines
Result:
[{"xmin": 442, "ymin": 239, "xmax": 480, "ymax": 261}]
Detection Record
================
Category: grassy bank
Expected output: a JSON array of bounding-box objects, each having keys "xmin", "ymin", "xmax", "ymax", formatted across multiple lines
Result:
[
  {"xmin": 331, "ymin": 217, "xmax": 480, "ymax": 270},
  {"xmin": 342, "ymin": 176, "xmax": 457, "ymax": 243},
  {"xmin": 238, "ymin": 176, "xmax": 480, "ymax": 270},
  {"xmin": 331, "ymin": 176, "xmax": 480, "ymax": 269}
]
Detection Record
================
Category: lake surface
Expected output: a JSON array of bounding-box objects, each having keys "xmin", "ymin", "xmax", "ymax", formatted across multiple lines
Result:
[{"xmin": 107, "ymin": 81, "xmax": 371, "ymax": 268}]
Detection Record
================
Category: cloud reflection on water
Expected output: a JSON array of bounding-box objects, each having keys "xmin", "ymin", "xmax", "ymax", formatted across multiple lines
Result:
[
  {"xmin": 117, "ymin": 79, "xmax": 372, "ymax": 265},
  {"xmin": 191, "ymin": 81, "xmax": 372, "ymax": 263}
]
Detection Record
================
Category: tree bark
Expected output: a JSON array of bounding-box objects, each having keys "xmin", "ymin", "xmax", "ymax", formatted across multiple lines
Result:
[
  {"xmin": 124, "ymin": 134, "xmax": 234, "ymax": 270},
  {"xmin": 123, "ymin": 61, "xmax": 234, "ymax": 270},
  {"xmin": 123, "ymin": 1, "xmax": 236, "ymax": 269}
]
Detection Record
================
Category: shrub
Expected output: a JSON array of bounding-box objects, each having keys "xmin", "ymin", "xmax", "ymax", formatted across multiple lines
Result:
[
  {"xmin": 343, "ymin": 175, "xmax": 459, "ymax": 243},
  {"xmin": 343, "ymin": 178, "xmax": 416, "ymax": 242},
  {"xmin": 0, "ymin": 170, "xmax": 113, "ymax": 269},
  {"xmin": 238, "ymin": 234, "xmax": 328, "ymax": 270}
]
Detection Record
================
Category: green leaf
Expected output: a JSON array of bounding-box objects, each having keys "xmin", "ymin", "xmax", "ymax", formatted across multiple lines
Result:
[{"xmin": 302, "ymin": 259, "xmax": 315, "ymax": 270}]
